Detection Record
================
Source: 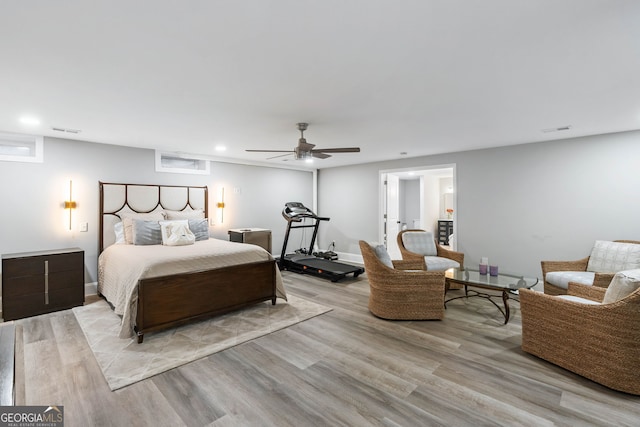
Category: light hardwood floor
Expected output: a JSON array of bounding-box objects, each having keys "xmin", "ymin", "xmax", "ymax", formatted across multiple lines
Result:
[{"xmin": 13, "ymin": 271, "xmax": 640, "ymax": 426}]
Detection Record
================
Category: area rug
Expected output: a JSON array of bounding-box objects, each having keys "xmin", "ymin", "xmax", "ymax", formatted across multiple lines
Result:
[{"xmin": 73, "ymin": 295, "xmax": 331, "ymax": 391}]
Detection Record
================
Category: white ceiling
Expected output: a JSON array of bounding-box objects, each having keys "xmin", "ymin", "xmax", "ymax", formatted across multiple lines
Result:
[{"xmin": 1, "ymin": 1, "xmax": 639, "ymax": 170}]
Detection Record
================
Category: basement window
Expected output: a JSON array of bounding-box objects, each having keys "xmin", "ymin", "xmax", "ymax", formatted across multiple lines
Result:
[
  {"xmin": 155, "ymin": 151, "xmax": 210, "ymax": 175},
  {"xmin": 0, "ymin": 132, "xmax": 44, "ymax": 163}
]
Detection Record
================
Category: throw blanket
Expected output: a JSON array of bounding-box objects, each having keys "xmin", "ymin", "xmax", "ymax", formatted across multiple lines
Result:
[{"xmin": 98, "ymin": 238, "xmax": 287, "ymax": 338}]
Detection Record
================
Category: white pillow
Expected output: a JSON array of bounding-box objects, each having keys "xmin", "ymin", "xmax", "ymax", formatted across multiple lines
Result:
[
  {"xmin": 114, "ymin": 221, "xmax": 125, "ymax": 244},
  {"xmin": 120, "ymin": 211, "xmax": 166, "ymax": 244},
  {"xmin": 164, "ymin": 209, "xmax": 205, "ymax": 220},
  {"xmin": 586, "ymin": 240, "xmax": 640, "ymax": 273},
  {"xmin": 602, "ymin": 269, "xmax": 640, "ymax": 304},
  {"xmin": 159, "ymin": 220, "xmax": 189, "ymax": 244},
  {"xmin": 163, "ymin": 222, "xmax": 195, "ymax": 246}
]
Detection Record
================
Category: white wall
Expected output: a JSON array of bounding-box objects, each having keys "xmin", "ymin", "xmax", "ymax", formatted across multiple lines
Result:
[
  {"xmin": 422, "ymin": 174, "xmax": 440, "ymax": 235},
  {"xmin": 401, "ymin": 179, "xmax": 420, "ymax": 229},
  {"xmin": 317, "ymin": 130, "xmax": 640, "ymax": 279},
  {"xmin": 0, "ymin": 137, "xmax": 314, "ymax": 285}
]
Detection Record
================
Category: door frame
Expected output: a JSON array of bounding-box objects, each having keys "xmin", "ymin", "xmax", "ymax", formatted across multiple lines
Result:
[{"xmin": 379, "ymin": 163, "xmax": 457, "ymax": 253}]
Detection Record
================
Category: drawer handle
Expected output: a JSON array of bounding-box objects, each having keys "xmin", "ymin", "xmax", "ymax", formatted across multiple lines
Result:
[{"xmin": 44, "ymin": 260, "xmax": 49, "ymax": 305}]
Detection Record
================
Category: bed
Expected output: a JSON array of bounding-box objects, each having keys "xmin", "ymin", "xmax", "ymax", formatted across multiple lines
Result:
[{"xmin": 98, "ymin": 182, "xmax": 286, "ymax": 343}]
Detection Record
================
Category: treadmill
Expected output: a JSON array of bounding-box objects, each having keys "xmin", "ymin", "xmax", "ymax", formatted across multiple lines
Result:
[{"xmin": 278, "ymin": 202, "xmax": 364, "ymax": 282}]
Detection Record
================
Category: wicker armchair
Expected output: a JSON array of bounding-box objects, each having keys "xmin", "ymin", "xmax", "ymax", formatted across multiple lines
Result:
[
  {"xmin": 520, "ymin": 282, "xmax": 640, "ymax": 395},
  {"xmin": 397, "ymin": 229, "xmax": 464, "ymax": 271},
  {"xmin": 359, "ymin": 240, "xmax": 446, "ymax": 320},
  {"xmin": 541, "ymin": 240, "xmax": 640, "ymax": 295}
]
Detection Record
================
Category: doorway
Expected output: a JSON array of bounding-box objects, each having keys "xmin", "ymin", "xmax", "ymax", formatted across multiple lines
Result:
[{"xmin": 380, "ymin": 165, "xmax": 456, "ymax": 259}]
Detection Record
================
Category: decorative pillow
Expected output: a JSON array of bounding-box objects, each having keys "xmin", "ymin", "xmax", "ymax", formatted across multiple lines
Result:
[
  {"xmin": 120, "ymin": 211, "xmax": 166, "ymax": 244},
  {"xmin": 602, "ymin": 269, "xmax": 640, "ymax": 304},
  {"xmin": 164, "ymin": 209, "xmax": 205, "ymax": 220},
  {"xmin": 188, "ymin": 218, "xmax": 209, "ymax": 241},
  {"xmin": 373, "ymin": 244, "xmax": 394, "ymax": 269},
  {"xmin": 401, "ymin": 231, "xmax": 437, "ymax": 256},
  {"xmin": 114, "ymin": 221, "xmax": 125, "ymax": 244},
  {"xmin": 159, "ymin": 220, "xmax": 189, "ymax": 244},
  {"xmin": 586, "ymin": 240, "xmax": 640, "ymax": 273},
  {"xmin": 163, "ymin": 222, "xmax": 196, "ymax": 246},
  {"xmin": 132, "ymin": 219, "xmax": 163, "ymax": 245}
]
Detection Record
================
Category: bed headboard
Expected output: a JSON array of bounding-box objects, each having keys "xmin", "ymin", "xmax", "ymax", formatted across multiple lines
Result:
[{"xmin": 99, "ymin": 182, "xmax": 208, "ymax": 253}]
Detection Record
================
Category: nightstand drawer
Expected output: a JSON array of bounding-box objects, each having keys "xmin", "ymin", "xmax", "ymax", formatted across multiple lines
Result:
[
  {"xmin": 2, "ymin": 288, "xmax": 84, "ymax": 320},
  {"xmin": 2, "ymin": 269, "xmax": 84, "ymax": 297},
  {"xmin": 2, "ymin": 252, "xmax": 83, "ymax": 277},
  {"xmin": 2, "ymin": 248, "xmax": 84, "ymax": 321}
]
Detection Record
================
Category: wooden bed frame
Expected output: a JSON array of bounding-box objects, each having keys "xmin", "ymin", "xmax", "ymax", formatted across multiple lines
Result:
[{"xmin": 99, "ymin": 182, "xmax": 277, "ymax": 343}]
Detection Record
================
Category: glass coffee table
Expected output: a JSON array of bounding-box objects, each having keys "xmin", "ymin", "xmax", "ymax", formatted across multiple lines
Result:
[{"xmin": 444, "ymin": 268, "xmax": 538, "ymax": 324}]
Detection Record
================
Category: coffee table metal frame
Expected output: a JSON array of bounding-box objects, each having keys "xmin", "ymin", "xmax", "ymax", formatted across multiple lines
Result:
[{"xmin": 444, "ymin": 268, "xmax": 538, "ymax": 324}]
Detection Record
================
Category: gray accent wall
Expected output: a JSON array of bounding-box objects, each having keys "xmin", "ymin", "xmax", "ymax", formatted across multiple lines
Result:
[
  {"xmin": 317, "ymin": 130, "xmax": 640, "ymax": 279},
  {"xmin": 0, "ymin": 137, "xmax": 313, "ymax": 284},
  {"xmin": 3, "ymin": 129, "xmax": 639, "ymax": 288}
]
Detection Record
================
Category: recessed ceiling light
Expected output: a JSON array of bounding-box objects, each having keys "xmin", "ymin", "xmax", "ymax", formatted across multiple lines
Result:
[
  {"xmin": 19, "ymin": 116, "xmax": 41, "ymax": 126},
  {"xmin": 215, "ymin": 145, "xmax": 227, "ymax": 152}
]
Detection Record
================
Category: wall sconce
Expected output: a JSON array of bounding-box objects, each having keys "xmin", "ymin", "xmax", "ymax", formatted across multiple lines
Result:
[
  {"xmin": 217, "ymin": 187, "xmax": 225, "ymax": 223},
  {"xmin": 64, "ymin": 180, "xmax": 77, "ymax": 230}
]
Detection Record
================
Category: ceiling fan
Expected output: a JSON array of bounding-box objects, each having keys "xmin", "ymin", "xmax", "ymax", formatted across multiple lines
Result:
[{"xmin": 246, "ymin": 123, "xmax": 360, "ymax": 161}]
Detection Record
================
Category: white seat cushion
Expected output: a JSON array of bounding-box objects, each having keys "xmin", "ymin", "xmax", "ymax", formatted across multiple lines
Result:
[
  {"xmin": 402, "ymin": 231, "xmax": 437, "ymax": 256},
  {"xmin": 602, "ymin": 269, "xmax": 640, "ymax": 304},
  {"xmin": 545, "ymin": 271, "xmax": 595, "ymax": 290},
  {"xmin": 557, "ymin": 295, "xmax": 601, "ymax": 305},
  {"xmin": 586, "ymin": 240, "xmax": 640, "ymax": 273},
  {"xmin": 424, "ymin": 256, "xmax": 459, "ymax": 271}
]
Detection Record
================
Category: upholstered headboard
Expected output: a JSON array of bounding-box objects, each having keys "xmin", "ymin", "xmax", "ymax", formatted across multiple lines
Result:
[{"xmin": 99, "ymin": 182, "xmax": 208, "ymax": 252}]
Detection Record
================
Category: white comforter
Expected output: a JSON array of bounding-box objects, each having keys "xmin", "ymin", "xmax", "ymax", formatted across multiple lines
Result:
[{"xmin": 98, "ymin": 238, "xmax": 287, "ymax": 338}]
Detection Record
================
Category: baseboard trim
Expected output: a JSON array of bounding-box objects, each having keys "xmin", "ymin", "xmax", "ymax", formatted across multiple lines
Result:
[
  {"xmin": 85, "ymin": 281, "xmax": 97, "ymax": 296},
  {"xmin": 336, "ymin": 251, "xmax": 363, "ymax": 265}
]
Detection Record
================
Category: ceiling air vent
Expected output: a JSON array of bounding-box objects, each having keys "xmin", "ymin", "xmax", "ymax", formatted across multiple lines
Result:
[
  {"xmin": 542, "ymin": 125, "xmax": 572, "ymax": 133},
  {"xmin": 51, "ymin": 127, "xmax": 81, "ymax": 134}
]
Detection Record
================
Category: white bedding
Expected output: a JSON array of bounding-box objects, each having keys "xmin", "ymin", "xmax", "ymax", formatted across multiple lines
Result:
[{"xmin": 98, "ymin": 238, "xmax": 287, "ymax": 338}]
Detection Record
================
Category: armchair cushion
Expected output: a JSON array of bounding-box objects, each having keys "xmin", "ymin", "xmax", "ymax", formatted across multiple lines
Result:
[
  {"xmin": 401, "ymin": 231, "xmax": 437, "ymax": 256},
  {"xmin": 602, "ymin": 269, "xmax": 640, "ymax": 304},
  {"xmin": 557, "ymin": 295, "xmax": 600, "ymax": 305},
  {"xmin": 545, "ymin": 271, "xmax": 595, "ymax": 290},
  {"xmin": 424, "ymin": 256, "xmax": 460, "ymax": 271},
  {"xmin": 373, "ymin": 244, "xmax": 394, "ymax": 269},
  {"xmin": 586, "ymin": 240, "xmax": 640, "ymax": 273}
]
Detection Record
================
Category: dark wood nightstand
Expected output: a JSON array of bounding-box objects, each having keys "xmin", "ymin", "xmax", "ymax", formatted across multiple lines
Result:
[
  {"xmin": 2, "ymin": 248, "xmax": 84, "ymax": 321},
  {"xmin": 228, "ymin": 228, "xmax": 272, "ymax": 253}
]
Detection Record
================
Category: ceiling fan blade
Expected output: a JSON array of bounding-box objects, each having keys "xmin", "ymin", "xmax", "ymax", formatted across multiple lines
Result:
[
  {"xmin": 245, "ymin": 149, "xmax": 294, "ymax": 153},
  {"xmin": 311, "ymin": 147, "xmax": 360, "ymax": 153},
  {"xmin": 267, "ymin": 153, "xmax": 293, "ymax": 160},
  {"xmin": 312, "ymin": 152, "xmax": 331, "ymax": 159}
]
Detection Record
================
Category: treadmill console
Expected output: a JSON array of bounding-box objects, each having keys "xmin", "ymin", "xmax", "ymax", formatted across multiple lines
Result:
[{"xmin": 283, "ymin": 202, "xmax": 317, "ymax": 221}]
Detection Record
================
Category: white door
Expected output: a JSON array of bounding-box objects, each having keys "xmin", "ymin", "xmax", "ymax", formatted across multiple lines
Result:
[{"xmin": 385, "ymin": 174, "xmax": 401, "ymax": 259}]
